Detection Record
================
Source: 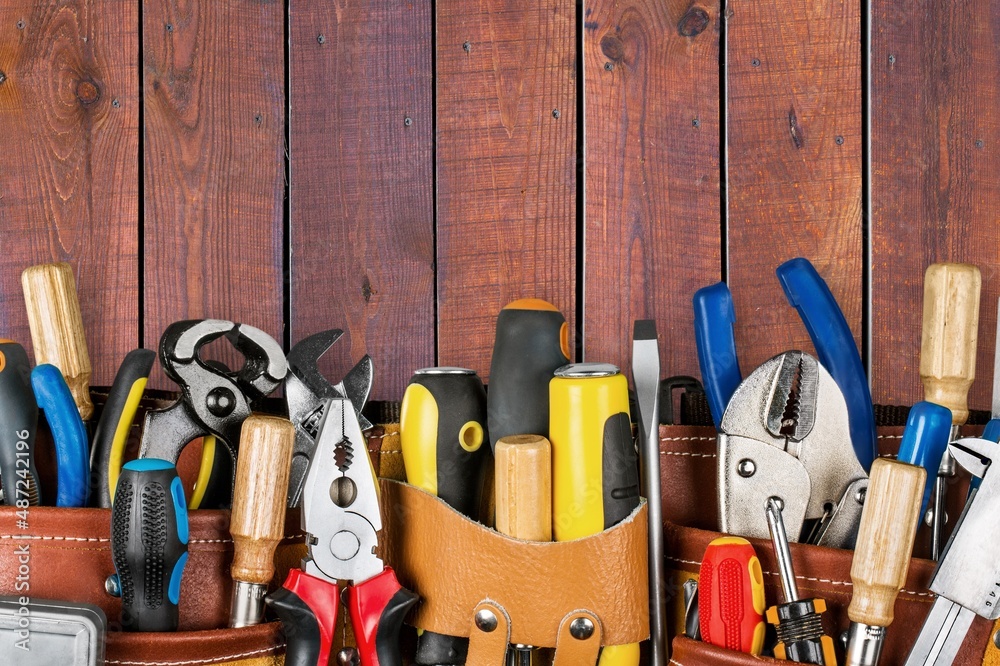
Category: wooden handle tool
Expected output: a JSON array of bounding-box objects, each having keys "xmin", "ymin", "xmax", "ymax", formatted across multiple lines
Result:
[
  {"xmin": 495, "ymin": 435, "xmax": 551, "ymax": 665},
  {"xmin": 847, "ymin": 458, "xmax": 925, "ymax": 664},
  {"xmin": 920, "ymin": 263, "xmax": 981, "ymax": 424},
  {"xmin": 229, "ymin": 414, "xmax": 295, "ymax": 628},
  {"xmin": 21, "ymin": 262, "xmax": 93, "ymax": 421},
  {"xmin": 920, "ymin": 262, "xmax": 981, "ymax": 560},
  {"xmin": 495, "ymin": 435, "xmax": 551, "ymax": 542}
]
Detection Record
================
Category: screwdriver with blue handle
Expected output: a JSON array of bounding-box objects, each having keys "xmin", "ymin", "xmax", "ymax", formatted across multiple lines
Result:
[
  {"xmin": 110, "ymin": 458, "xmax": 189, "ymax": 631},
  {"xmin": 0, "ymin": 340, "xmax": 40, "ymax": 506}
]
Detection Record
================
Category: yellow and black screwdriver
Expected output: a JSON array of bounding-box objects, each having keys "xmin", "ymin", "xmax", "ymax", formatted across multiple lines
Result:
[
  {"xmin": 549, "ymin": 362, "xmax": 640, "ymax": 665},
  {"xmin": 764, "ymin": 497, "xmax": 836, "ymax": 664},
  {"xmin": 401, "ymin": 367, "xmax": 490, "ymax": 665}
]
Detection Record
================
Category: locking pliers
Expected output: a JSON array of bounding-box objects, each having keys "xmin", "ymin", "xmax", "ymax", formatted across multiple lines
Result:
[{"xmin": 718, "ymin": 350, "xmax": 868, "ymax": 548}]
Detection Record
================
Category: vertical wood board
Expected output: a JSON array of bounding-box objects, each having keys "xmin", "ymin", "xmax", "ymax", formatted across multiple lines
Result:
[
  {"xmin": 142, "ymin": 0, "xmax": 285, "ymax": 386},
  {"xmin": 0, "ymin": 0, "xmax": 139, "ymax": 385},
  {"xmin": 583, "ymin": 0, "xmax": 722, "ymax": 378},
  {"xmin": 289, "ymin": 0, "xmax": 435, "ymax": 400},
  {"xmin": 871, "ymin": 0, "xmax": 1000, "ymax": 410},
  {"xmin": 726, "ymin": 0, "xmax": 863, "ymax": 373},
  {"xmin": 435, "ymin": 0, "xmax": 577, "ymax": 380}
]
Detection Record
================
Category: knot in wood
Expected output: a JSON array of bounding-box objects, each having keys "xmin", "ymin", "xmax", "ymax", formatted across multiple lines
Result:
[
  {"xmin": 678, "ymin": 7, "xmax": 710, "ymax": 37},
  {"xmin": 600, "ymin": 35, "xmax": 624, "ymax": 62},
  {"xmin": 76, "ymin": 79, "xmax": 100, "ymax": 105}
]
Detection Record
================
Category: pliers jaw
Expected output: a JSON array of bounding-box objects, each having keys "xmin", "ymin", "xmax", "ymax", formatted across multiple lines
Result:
[{"xmin": 718, "ymin": 351, "xmax": 868, "ymax": 547}]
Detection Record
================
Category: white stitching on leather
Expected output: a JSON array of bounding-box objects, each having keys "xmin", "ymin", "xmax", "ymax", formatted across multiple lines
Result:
[
  {"xmin": 666, "ymin": 556, "xmax": 934, "ymax": 598},
  {"xmin": 660, "ymin": 451, "xmax": 716, "ymax": 458},
  {"xmin": 659, "ymin": 436, "xmax": 715, "ymax": 443},
  {"xmin": 0, "ymin": 534, "xmax": 306, "ymax": 545},
  {"xmin": 105, "ymin": 643, "xmax": 284, "ymax": 665}
]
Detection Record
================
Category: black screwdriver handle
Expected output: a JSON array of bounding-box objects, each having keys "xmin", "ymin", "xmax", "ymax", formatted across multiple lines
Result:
[
  {"xmin": 111, "ymin": 459, "xmax": 189, "ymax": 631},
  {"xmin": 0, "ymin": 341, "xmax": 40, "ymax": 506}
]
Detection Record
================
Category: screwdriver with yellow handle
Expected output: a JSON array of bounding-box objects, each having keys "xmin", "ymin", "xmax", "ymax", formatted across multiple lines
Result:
[
  {"xmin": 229, "ymin": 414, "xmax": 295, "ymax": 628},
  {"xmin": 920, "ymin": 263, "xmax": 981, "ymax": 560},
  {"xmin": 549, "ymin": 363, "xmax": 640, "ymax": 666},
  {"xmin": 846, "ymin": 401, "xmax": 952, "ymax": 666},
  {"xmin": 22, "ymin": 262, "xmax": 94, "ymax": 422},
  {"xmin": 401, "ymin": 367, "xmax": 490, "ymax": 665},
  {"xmin": 495, "ymin": 434, "xmax": 552, "ymax": 666}
]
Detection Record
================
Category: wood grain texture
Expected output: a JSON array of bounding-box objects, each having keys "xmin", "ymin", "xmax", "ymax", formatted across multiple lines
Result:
[
  {"xmin": 583, "ymin": 0, "xmax": 721, "ymax": 379},
  {"xmin": 0, "ymin": 0, "xmax": 138, "ymax": 385},
  {"xmin": 871, "ymin": 0, "xmax": 1000, "ymax": 410},
  {"xmin": 436, "ymin": 0, "xmax": 577, "ymax": 380},
  {"xmin": 288, "ymin": 0, "xmax": 434, "ymax": 401},
  {"xmin": 726, "ymin": 0, "xmax": 863, "ymax": 373},
  {"xmin": 143, "ymin": 0, "xmax": 285, "ymax": 386}
]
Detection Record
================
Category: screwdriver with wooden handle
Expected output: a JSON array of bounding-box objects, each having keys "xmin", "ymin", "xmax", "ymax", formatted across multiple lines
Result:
[
  {"xmin": 920, "ymin": 263, "xmax": 981, "ymax": 560},
  {"xmin": 845, "ymin": 401, "xmax": 952, "ymax": 666},
  {"xmin": 495, "ymin": 435, "xmax": 551, "ymax": 666},
  {"xmin": 229, "ymin": 414, "xmax": 295, "ymax": 628},
  {"xmin": 22, "ymin": 262, "xmax": 94, "ymax": 422}
]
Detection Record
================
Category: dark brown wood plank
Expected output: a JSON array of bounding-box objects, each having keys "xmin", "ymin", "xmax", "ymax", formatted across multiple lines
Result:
[
  {"xmin": 584, "ymin": 0, "xmax": 722, "ymax": 379},
  {"xmin": 143, "ymin": 0, "xmax": 285, "ymax": 386},
  {"xmin": 436, "ymin": 0, "xmax": 577, "ymax": 380},
  {"xmin": 726, "ymin": 0, "xmax": 863, "ymax": 373},
  {"xmin": 0, "ymin": 0, "xmax": 138, "ymax": 385},
  {"xmin": 871, "ymin": 0, "xmax": 1000, "ymax": 410},
  {"xmin": 289, "ymin": 0, "xmax": 434, "ymax": 401}
]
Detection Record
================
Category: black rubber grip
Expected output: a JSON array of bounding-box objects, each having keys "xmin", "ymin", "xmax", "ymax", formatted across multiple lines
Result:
[
  {"xmin": 111, "ymin": 462, "xmax": 188, "ymax": 631},
  {"xmin": 374, "ymin": 588, "xmax": 420, "ymax": 666},
  {"xmin": 91, "ymin": 348, "xmax": 155, "ymax": 508},
  {"xmin": 414, "ymin": 630, "xmax": 468, "ymax": 664},
  {"xmin": 602, "ymin": 411, "xmax": 641, "ymax": 528},
  {"xmin": 0, "ymin": 342, "xmax": 40, "ymax": 506},
  {"xmin": 267, "ymin": 587, "xmax": 323, "ymax": 666},
  {"xmin": 487, "ymin": 305, "xmax": 569, "ymax": 449}
]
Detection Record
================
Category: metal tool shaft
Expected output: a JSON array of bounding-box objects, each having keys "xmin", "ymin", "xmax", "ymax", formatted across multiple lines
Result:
[
  {"xmin": 766, "ymin": 498, "xmax": 799, "ymax": 602},
  {"xmin": 903, "ymin": 598, "xmax": 975, "ymax": 666}
]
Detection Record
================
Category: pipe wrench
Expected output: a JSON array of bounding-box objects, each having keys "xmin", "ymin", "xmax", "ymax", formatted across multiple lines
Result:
[{"xmin": 718, "ymin": 351, "xmax": 868, "ymax": 548}]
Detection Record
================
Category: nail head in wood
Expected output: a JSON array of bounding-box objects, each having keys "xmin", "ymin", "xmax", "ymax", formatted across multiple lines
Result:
[
  {"xmin": 317, "ymin": 34, "xmax": 326, "ymax": 44},
  {"xmin": 836, "ymin": 135, "xmax": 845, "ymax": 145},
  {"xmin": 404, "ymin": 116, "xmax": 413, "ymax": 127},
  {"xmin": 463, "ymin": 41, "xmax": 472, "ymax": 52},
  {"xmin": 16, "ymin": 19, "xmax": 24, "ymax": 29},
  {"xmin": 112, "ymin": 98, "xmax": 120, "ymax": 108}
]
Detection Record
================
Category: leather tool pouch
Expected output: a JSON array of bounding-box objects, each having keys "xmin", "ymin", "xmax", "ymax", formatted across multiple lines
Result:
[{"xmin": 659, "ymin": 422, "xmax": 1000, "ymax": 666}]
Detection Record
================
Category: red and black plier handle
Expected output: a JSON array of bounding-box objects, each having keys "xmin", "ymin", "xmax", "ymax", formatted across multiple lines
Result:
[{"xmin": 267, "ymin": 567, "xmax": 418, "ymax": 666}]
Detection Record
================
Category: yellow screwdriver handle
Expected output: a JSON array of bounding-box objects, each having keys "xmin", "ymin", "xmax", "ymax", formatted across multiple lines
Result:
[
  {"xmin": 230, "ymin": 415, "xmax": 295, "ymax": 586},
  {"xmin": 848, "ymin": 458, "xmax": 925, "ymax": 627},
  {"xmin": 22, "ymin": 262, "xmax": 93, "ymax": 421},
  {"xmin": 920, "ymin": 263, "xmax": 981, "ymax": 424}
]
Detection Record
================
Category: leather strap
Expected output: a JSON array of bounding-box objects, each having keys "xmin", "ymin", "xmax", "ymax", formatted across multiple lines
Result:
[
  {"xmin": 552, "ymin": 610, "xmax": 602, "ymax": 666},
  {"xmin": 378, "ymin": 479, "xmax": 649, "ymax": 648},
  {"xmin": 466, "ymin": 600, "xmax": 511, "ymax": 666}
]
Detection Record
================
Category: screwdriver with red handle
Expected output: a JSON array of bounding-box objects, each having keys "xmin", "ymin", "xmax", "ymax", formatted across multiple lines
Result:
[{"xmin": 698, "ymin": 536, "xmax": 766, "ymax": 654}]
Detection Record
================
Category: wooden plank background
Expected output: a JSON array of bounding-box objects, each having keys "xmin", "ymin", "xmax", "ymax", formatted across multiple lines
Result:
[{"xmin": 1, "ymin": 0, "xmax": 999, "ymax": 410}]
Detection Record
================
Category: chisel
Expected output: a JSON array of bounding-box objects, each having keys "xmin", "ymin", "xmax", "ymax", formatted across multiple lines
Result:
[
  {"xmin": 401, "ymin": 367, "xmax": 491, "ymax": 665},
  {"xmin": 0, "ymin": 341, "xmax": 40, "ymax": 507},
  {"xmin": 495, "ymin": 434, "xmax": 551, "ymax": 665},
  {"xmin": 550, "ymin": 363, "xmax": 640, "ymax": 666},
  {"xmin": 230, "ymin": 415, "xmax": 295, "ymax": 627},
  {"xmin": 845, "ymin": 401, "xmax": 951, "ymax": 665},
  {"xmin": 22, "ymin": 262, "xmax": 94, "ymax": 422},
  {"xmin": 920, "ymin": 263, "xmax": 980, "ymax": 560}
]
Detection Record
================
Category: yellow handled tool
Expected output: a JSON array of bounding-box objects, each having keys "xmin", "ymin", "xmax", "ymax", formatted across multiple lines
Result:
[{"xmin": 549, "ymin": 363, "xmax": 640, "ymax": 665}]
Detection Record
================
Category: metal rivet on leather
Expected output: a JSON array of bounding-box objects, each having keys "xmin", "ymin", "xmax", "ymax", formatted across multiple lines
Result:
[
  {"xmin": 475, "ymin": 609, "xmax": 498, "ymax": 633},
  {"xmin": 569, "ymin": 617, "xmax": 595, "ymax": 640}
]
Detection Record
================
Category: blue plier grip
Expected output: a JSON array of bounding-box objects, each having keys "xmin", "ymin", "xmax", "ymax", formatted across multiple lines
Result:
[
  {"xmin": 693, "ymin": 282, "xmax": 742, "ymax": 429},
  {"xmin": 31, "ymin": 364, "xmax": 90, "ymax": 507},
  {"xmin": 776, "ymin": 258, "xmax": 877, "ymax": 472}
]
